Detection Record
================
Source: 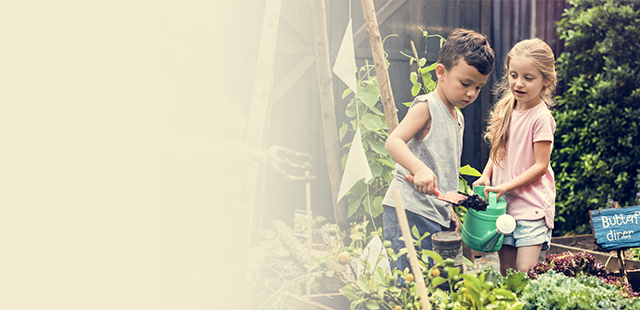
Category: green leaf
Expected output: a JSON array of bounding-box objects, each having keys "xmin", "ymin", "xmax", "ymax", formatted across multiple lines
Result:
[
  {"xmin": 447, "ymin": 267, "xmax": 460, "ymax": 277},
  {"xmin": 421, "ymin": 250, "xmax": 444, "ymax": 266},
  {"xmin": 364, "ymin": 299, "xmax": 379, "ymax": 309},
  {"xmin": 493, "ymin": 288, "xmax": 517, "ymax": 299},
  {"xmin": 369, "ymin": 139, "xmax": 388, "ymax": 155},
  {"xmin": 462, "ymin": 256, "xmax": 475, "ymax": 268},
  {"xmin": 411, "ymin": 225, "xmax": 420, "ymax": 240},
  {"xmin": 339, "ymin": 123, "xmax": 349, "ymax": 141},
  {"xmin": 458, "ymin": 177, "xmax": 471, "ymax": 195},
  {"xmin": 424, "ymin": 62, "xmax": 437, "ymax": 71},
  {"xmin": 358, "ymin": 80, "xmax": 381, "ymax": 108},
  {"xmin": 372, "ymin": 196, "xmax": 384, "ymax": 217},
  {"xmin": 347, "ymin": 197, "xmax": 360, "ymax": 218},
  {"xmin": 419, "ymin": 58, "xmax": 427, "ymax": 67},
  {"xmin": 356, "ymin": 277, "xmax": 371, "ymax": 294},
  {"xmin": 431, "ymin": 276, "xmax": 447, "ymax": 287},
  {"xmin": 342, "ymin": 87, "xmax": 353, "ymax": 99},
  {"xmin": 362, "ymin": 114, "xmax": 383, "ymax": 131},
  {"xmin": 502, "ymin": 270, "xmax": 529, "ymax": 294},
  {"xmin": 425, "ymin": 78, "xmax": 436, "ymax": 92},
  {"xmin": 368, "ymin": 104, "xmax": 385, "ymax": 116},
  {"xmin": 411, "ymin": 82, "xmax": 421, "ymax": 96},
  {"xmin": 369, "ymin": 162, "xmax": 382, "ymax": 178},
  {"xmin": 339, "ymin": 285, "xmax": 358, "ymax": 301},
  {"xmin": 345, "ymin": 100, "xmax": 357, "ymax": 117},
  {"xmin": 410, "ymin": 71, "xmax": 418, "ymax": 83},
  {"xmin": 460, "ymin": 164, "xmax": 482, "ymax": 177}
]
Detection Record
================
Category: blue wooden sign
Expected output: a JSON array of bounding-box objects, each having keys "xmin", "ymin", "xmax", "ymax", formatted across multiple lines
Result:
[{"xmin": 590, "ymin": 206, "xmax": 640, "ymax": 251}]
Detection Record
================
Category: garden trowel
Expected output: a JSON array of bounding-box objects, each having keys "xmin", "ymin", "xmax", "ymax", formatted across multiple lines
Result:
[{"xmin": 404, "ymin": 173, "xmax": 467, "ymax": 205}]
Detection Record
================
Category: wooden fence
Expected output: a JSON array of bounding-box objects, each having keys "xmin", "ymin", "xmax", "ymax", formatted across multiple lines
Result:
[{"xmin": 259, "ymin": 0, "xmax": 569, "ymax": 227}]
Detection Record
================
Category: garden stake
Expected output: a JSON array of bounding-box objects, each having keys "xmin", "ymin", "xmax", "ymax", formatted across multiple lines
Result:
[
  {"xmin": 306, "ymin": 169, "xmax": 312, "ymax": 300},
  {"xmin": 410, "ymin": 40, "xmax": 430, "ymax": 91},
  {"xmin": 392, "ymin": 189, "xmax": 432, "ymax": 310},
  {"xmin": 617, "ymin": 249, "xmax": 629, "ymax": 284},
  {"xmin": 360, "ymin": 0, "xmax": 398, "ymax": 133}
]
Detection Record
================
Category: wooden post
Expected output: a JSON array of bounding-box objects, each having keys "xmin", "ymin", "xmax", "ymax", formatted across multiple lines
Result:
[
  {"xmin": 617, "ymin": 249, "xmax": 629, "ymax": 284},
  {"xmin": 244, "ymin": 0, "xmax": 283, "ymax": 243},
  {"xmin": 360, "ymin": 0, "xmax": 399, "ymax": 133},
  {"xmin": 310, "ymin": 0, "xmax": 348, "ymax": 229},
  {"xmin": 392, "ymin": 190, "xmax": 432, "ymax": 310}
]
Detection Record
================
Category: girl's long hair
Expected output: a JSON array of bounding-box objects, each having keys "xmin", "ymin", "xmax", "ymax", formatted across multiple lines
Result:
[{"xmin": 485, "ymin": 38, "xmax": 558, "ymax": 167}]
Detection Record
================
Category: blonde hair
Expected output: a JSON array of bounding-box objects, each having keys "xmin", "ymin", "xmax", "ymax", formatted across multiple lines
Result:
[{"xmin": 485, "ymin": 38, "xmax": 557, "ymax": 166}]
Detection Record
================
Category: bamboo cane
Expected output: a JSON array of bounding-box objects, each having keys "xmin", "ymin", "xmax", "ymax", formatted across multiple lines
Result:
[
  {"xmin": 360, "ymin": 0, "xmax": 398, "ymax": 133},
  {"xmin": 392, "ymin": 190, "xmax": 432, "ymax": 310}
]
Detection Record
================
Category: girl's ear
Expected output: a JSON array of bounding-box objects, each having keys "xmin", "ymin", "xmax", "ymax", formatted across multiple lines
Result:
[
  {"xmin": 435, "ymin": 63, "xmax": 446, "ymax": 80},
  {"xmin": 543, "ymin": 79, "xmax": 552, "ymax": 87}
]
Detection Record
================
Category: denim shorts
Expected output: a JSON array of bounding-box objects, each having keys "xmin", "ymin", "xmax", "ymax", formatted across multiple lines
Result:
[{"xmin": 502, "ymin": 219, "xmax": 552, "ymax": 251}]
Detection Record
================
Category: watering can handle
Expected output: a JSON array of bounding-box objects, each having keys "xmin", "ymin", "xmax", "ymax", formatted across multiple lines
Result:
[{"xmin": 488, "ymin": 192, "xmax": 497, "ymax": 208}]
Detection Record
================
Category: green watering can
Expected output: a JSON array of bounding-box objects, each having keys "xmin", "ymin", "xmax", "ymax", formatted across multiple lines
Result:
[{"xmin": 461, "ymin": 186, "xmax": 516, "ymax": 252}]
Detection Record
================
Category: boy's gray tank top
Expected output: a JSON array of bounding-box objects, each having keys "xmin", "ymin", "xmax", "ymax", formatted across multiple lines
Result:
[{"xmin": 381, "ymin": 92, "xmax": 464, "ymax": 227}]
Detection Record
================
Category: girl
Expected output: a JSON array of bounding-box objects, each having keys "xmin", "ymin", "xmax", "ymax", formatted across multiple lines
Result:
[{"xmin": 473, "ymin": 39, "xmax": 557, "ymax": 275}]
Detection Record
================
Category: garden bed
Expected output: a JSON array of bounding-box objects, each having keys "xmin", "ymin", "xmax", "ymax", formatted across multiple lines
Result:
[{"xmin": 548, "ymin": 234, "xmax": 640, "ymax": 291}]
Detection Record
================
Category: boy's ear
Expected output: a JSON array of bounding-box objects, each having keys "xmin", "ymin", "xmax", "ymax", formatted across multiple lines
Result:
[{"xmin": 435, "ymin": 63, "xmax": 446, "ymax": 80}]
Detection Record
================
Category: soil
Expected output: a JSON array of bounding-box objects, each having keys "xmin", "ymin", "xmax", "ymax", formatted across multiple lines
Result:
[{"xmin": 457, "ymin": 193, "xmax": 488, "ymax": 212}]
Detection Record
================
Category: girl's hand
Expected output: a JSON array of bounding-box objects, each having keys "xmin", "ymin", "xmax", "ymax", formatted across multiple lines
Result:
[
  {"xmin": 482, "ymin": 185, "xmax": 507, "ymax": 200},
  {"xmin": 473, "ymin": 176, "xmax": 491, "ymax": 187}
]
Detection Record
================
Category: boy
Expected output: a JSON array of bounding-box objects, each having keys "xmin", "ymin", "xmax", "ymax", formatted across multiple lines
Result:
[{"xmin": 381, "ymin": 28, "xmax": 495, "ymax": 273}]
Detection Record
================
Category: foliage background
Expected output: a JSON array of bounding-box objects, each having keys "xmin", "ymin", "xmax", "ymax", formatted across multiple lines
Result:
[{"xmin": 552, "ymin": 0, "xmax": 640, "ymax": 235}]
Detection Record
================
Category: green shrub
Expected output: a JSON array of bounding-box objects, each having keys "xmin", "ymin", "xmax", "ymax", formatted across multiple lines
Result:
[{"xmin": 552, "ymin": 0, "xmax": 640, "ymax": 235}]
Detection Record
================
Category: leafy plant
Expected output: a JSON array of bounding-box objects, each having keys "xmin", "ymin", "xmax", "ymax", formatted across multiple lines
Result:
[
  {"xmin": 527, "ymin": 251, "xmax": 609, "ymax": 280},
  {"xmin": 339, "ymin": 65, "xmax": 396, "ymax": 220},
  {"xmin": 306, "ymin": 221, "xmax": 373, "ymax": 288},
  {"xmin": 520, "ymin": 271, "xmax": 640, "ymax": 309},
  {"xmin": 400, "ymin": 28, "xmax": 446, "ymax": 99},
  {"xmin": 337, "ymin": 225, "xmax": 524, "ymax": 310},
  {"xmin": 452, "ymin": 165, "xmax": 483, "ymax": 225},
  {"xmin": 528, "ymin": 251, "xmax": 640, "ymax": 298},
  {"xmin": 552, "ymin": 0, "xmax": 640, "ymax": 235}
]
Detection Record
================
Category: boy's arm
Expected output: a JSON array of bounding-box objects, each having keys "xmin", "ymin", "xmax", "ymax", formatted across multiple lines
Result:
[
  {"xmin": 484, "ymin": 141, "xmax": 551, "ymax": 200},
  {"xmin": 385, "ymin": 100, "xmax": 437, "ymax": 195}
]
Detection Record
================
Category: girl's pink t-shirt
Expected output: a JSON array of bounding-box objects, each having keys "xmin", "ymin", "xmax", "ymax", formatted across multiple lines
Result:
[{"xmin": 492, "ymin": 102, "xmax": 556, "ymax": 229}]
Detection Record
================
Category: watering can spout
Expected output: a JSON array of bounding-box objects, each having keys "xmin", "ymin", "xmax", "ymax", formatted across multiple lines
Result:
[
  {"xmin": 478, "ymin": 214, "xmax": 516, "ymax": 251},
  {"xmin": 479, "ymin": 229, "xmax": 502, "ymax": 252}
]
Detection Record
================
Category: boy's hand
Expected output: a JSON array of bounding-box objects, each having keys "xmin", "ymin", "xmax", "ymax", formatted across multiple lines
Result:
[
  {"xmin": 450, "ymin": 205, "xmax": 460, "ymax": 232},
  {"xmin": 407, "ymin": 168, "xmax": 437, "ymax": 195}
]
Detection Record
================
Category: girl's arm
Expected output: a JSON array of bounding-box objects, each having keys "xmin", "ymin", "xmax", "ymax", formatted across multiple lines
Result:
[
  {"xmin": 473, "ymin": 159, "xmax": 494, "ymax": 187},
  {"xmin": 385, "ymin": 100, "xmax": 436, "ymax": 194},
  {"xmin": 484, "ymin": 141, "xmax": 552, "ymax": 200}
]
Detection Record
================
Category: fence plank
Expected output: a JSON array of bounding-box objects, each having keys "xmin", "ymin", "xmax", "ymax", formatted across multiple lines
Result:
[
  {"xmin": 245, "ymin": 0, "xmax": 283, "ymax": 242},
  {"xmin": 310, "ymin": 0, "xmax": 348, "ymax": 229}
]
